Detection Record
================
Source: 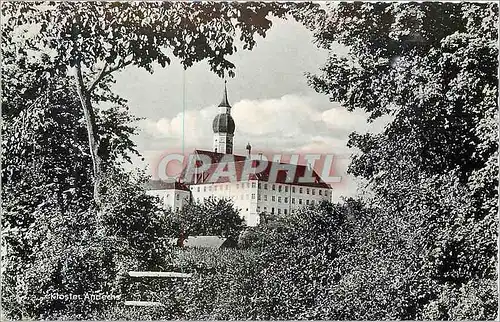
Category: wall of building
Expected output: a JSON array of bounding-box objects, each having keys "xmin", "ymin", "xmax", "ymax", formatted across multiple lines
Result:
[
  {"xmin": 146, "ymin": 189, "xmax": 191, "ymax": 212},
  {"xmin": 190, "ymin": 180, "xmax": 259, "ymax": 226},
  {"xmin": 255, "ymin": 182, "xmax": 331, "ymax": 217},
  {"xmin": 189, "ymin": 180, "xmax": 331, "ymax": 227}
]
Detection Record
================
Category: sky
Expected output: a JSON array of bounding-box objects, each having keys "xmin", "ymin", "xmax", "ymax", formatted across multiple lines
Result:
[{"xmin": 111, "ymin": 17, "xmax": 387, "ymax": 201}]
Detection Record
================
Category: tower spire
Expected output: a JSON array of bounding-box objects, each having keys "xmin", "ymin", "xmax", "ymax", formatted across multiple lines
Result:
[{"xmin": 219, "ymin": 80, "xmax": 230, "ymax": 108}]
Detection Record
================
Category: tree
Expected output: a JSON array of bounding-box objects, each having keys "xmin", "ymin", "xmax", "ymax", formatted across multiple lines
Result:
[
  {"xmin": 164, "ymin": 197, "xmax": 245, "ymax": 243},
  {"xmin": 306, "ymin": 2, "xmax": 498, "ymax": 319},
  {"xmin": 0, "ymin": 75, "xmax": 164, "ymax": 319},
  {"xmin": 1, "ymin": 1, "xmax": 320, "ymax": 206}
]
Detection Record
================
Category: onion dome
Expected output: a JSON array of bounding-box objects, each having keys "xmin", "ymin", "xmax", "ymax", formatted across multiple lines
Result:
[
  {"xmin": 212, "ymin": 81, "xmax": 235, "ymax": 134},
  {"xmin": 212, "ymin": 114, "xmax": 235, "ymax": 134}
]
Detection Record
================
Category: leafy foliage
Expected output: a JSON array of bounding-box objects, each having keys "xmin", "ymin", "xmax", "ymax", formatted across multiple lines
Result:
[
  {"xmin": 164, "ymin": 197, "xmax": 245, "ymax": 242},
  {"xmin": 1, "ymin": 82, "xmax": 166, "ymax": 319},
  {"xmin": 306, "ymin": 2, "xmax": 498, "ymax": 319},
  {"xmin": 2, "ymin": 2, "xmax": 321, "ymax": 77}
]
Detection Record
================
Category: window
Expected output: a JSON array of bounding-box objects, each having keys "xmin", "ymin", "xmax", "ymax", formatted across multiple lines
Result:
[
  {"xmin": 264, "ymin": 195, "xmax": 268, "ymax": 201},
  {"xmin": 306, "ymin": 200, "xmax": 309, "ymax": 205},
  {"xmin": 252, "ymin": 182, "xmax": 256, "ymax": 188},
  {"xmin": 272, "ymin": 196, "xmax": 276, "ymax": 202},
  {"xmin": 306, "ymin": 188, "xmax": 310, "ymax": 194},
  {"xmin": 258, "ymin": 195, "xmax": 261, "ymax": 201},
  {"xmin": 176, "ymin": 207, "xmax": 179, "ymax": 212},
  {"xmin": 292, "ymin": 187, "xmax": 296, "ymax": 193},
  {"xmin": 272, "ymin": 184, "xmax": 276, "ymax": 190},
  {"xmin": 264, "ymin": 184, "xmax": 268, "ymax": 190},
  {"xmin": 258, "ymin": 183, "xmax": 262, "ymax": 189},
  {"xmin": 284, "ymin": 197, "xmax": 288, "ymax": 203},
  {"xmin": 197, "ymin": 187, "xmax": 200, "ymax": 192},
  {"xmin": 257, "ymin": 206, "xmax": 260, "ymax": 212},
  {"xmin": 271, "ymin": 207, "xmax": 275, "ymax": 214},
  {"xmin": 292, "ymin": 198, "xmax": 295, "ymax": 204},
  {"xmin": 319, "ymin": 190, "xmax": 322, "ymax": 195},
  {"xmin": 197, "ymin": 198, "xmax": 200, "ymax": 202},
  {"xmin": 204, "ymin": 186, "xmax": 207, "ymax": 192},
  {"xmin": 209, "ymin": 186, "xmax": 212, "ymax": 192},
  {"xmin": 278, "ymin": 196, "xmax": 282, "ymax": 203},
  {"xmin": 278, "ymin": 208, "xmax": 281, "ymax": 214},
  {"xmin": 246, "ymin": 208, "xmax": 248, "ymax": 211},
  {"xmin": 299, "ymin": 187, "xmax": 303, "ymax": 193},
  {"xmin": 312, "ymin": 189, "xmax": 315, "ymax": 195},
  {"xmin": 285, "ymin": 186, "xmax": 288, "ymax": 193},
  {"xmin": 284, "ymin": 209, "xmax": 288, "ymax": 215},
  {"xmin": 252, "ymin": 193, "xmax": 255, "ymax": 199},
  {"xmin": 176, "ymin": 194, "xmax": 179, "ymax": 200},
  {"xmin": 278, "ymin": 185, "xmax": 282, "ymax": 192},
  {"xmin": 311, "ymin": 200, "xmax": 315, "ymax": 205},
  {"xmin": 264, "ymin": 207, "xmax": 267, "ymax": 211},
  {"xmin": 299, "ymin": 199, "xmax": 302, "ymax": 205}
]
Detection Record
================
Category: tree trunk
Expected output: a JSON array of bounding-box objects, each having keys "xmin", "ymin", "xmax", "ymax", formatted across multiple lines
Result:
[{"xmin": 73, "ymin": 61, "xmax": 102, "ymax": 207}]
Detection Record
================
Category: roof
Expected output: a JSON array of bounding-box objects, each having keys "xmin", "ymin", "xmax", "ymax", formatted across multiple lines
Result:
[
  {"xmin": 145, "ymin": 180, "xmax": 190, "ymax": 191},
  {"xmin": 185, "ymin": 158, "xmax": 331, "ymax": 189},
  {"xmin": 185, "ymin": 236, "xmax": 227, "ymax": 248},
  {"xmin": 212, "ymin": 113, "xmax": 235, "ymax": 134}
]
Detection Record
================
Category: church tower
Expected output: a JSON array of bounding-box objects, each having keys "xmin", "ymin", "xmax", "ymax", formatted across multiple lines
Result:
[{"xmin": 212, "ymin": 81, "xmax": 235, "ymax": 154}]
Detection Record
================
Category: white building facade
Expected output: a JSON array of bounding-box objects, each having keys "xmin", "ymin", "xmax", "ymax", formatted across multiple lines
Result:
[
  {"xmin": 146, "ymin": 181, "xmax": 191, "ymax": 212},
  {"xmin": 189, "ymin": 179, "xmax": 331, "ymax": 226}
]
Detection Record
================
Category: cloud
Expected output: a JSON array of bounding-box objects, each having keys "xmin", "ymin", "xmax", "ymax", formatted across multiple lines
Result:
[
  {"xmin": 231, "ymin": 94, "xmax": 319, "ymax": 137},
  {"xmin": 139, "ymin": 93, "xmax": 388, "ymax": 154},
  {"xmin": 140, "ymin": 105, "xmax": 214, "ymax": 147}
]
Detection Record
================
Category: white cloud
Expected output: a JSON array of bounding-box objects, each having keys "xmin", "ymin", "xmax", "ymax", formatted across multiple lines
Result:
[
  {"xmin": 231, "ymin": 94, "xmax": 319, "ymax": 136},
  {"xmin": 140, "ymin": 93, "xmax": 388, "ymax": 153},
  {"xmin": 140, "ymin": 105, "xmax": 214, "ymax": 147}
]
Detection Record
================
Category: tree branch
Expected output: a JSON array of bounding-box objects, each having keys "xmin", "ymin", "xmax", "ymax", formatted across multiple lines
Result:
[
  {"xmin": 87, "ymin": 59, "xmax": 133, "ymax": 94},
  {"xmin": 87, "ymin": 61, "xmax": 108, "ymax": 93}
]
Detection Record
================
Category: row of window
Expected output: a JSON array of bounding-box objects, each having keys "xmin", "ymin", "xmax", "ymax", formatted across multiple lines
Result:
[
  {"xmin": 258, "ymin": 183, "xmax": 326, "ymax": 196},
  {"xmin": 257, "ymin": 206, "xmax": 288, "ymax": 215},
  {"xmin": 192, "ymin": 183, "xmax": 329, "ymax": 196},
  {"xmin": 196, "ymin": 194, "xmax": 318, "ymax": 206},
  {"xmin": 258, "ymin": 195, "xmax": 317, "ymax": 205}
]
